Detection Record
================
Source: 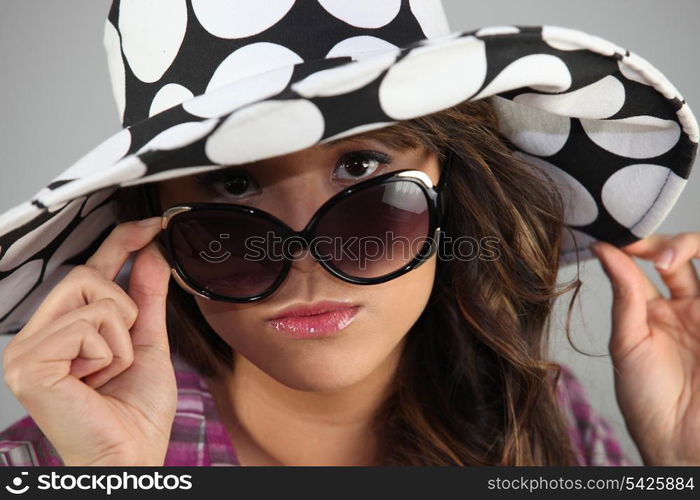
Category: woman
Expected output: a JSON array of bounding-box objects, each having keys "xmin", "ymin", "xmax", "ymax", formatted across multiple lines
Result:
[{"xmin": 0, "ymin": 1, "xmax": 698, "ymax": 466}]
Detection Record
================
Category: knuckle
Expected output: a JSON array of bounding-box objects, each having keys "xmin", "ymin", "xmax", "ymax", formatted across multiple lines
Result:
[
  {"xmin": 3, "ymin": 365, "xmax": 23, "ymax": 396},
  {"xmin": 75, "ymin": 317, "xmax": 96, "ymax": 332},
  {"xmin": 115, "ymin": 350, "xmax": 135, "ymax": 370},
  {"xmin": 97, "ymin": 296, "xmax": 121, "ymax": 315},
  {"xmin": 69, "ymin": 264, "xmax": 100, "ymax": 282},
  {"xmin": 114, "ymin": 288, "xmax": 140, "ymax": 324}
]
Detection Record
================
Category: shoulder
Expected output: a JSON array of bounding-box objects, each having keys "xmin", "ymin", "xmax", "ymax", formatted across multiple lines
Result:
[
  {"xmin": 554, "ymin": 364, "xmax": 634, "ymax": 466},
  {"xmin": 0, "ymin": 415, "xmax": 64, "ymax": 466}
]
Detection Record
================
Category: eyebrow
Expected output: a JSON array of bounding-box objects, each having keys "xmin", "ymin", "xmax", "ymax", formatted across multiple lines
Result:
[{"xmin": 320, "ymin": 135, "xmax": 393, "ymax": 150}]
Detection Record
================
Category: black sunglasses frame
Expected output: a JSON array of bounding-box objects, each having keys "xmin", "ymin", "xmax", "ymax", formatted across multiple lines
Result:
[{"xmin": 144, "ymin": 149, "xmax": 456, "ymax": 303}]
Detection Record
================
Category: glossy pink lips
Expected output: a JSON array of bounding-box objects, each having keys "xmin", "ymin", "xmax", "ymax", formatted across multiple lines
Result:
[{"xmin": 267, "ymin": 303, "xmax": 360, "ymax": 339}]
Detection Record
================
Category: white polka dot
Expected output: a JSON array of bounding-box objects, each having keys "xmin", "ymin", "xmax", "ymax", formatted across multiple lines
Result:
[
  {"xmin": 560, "ymin": 228, "xmax": 598, "ymax": 265},
  {"xmin": 678, "ymin": 103, "xmax": 700, "ymax": 144},
  {"xmin": 0, "ymin": 197, "xmax": 85, "ymax": 272},
  {"xmin": 0, "ymin": 259, "xmax": 43, "ymax": 318},
  {"xmin": 618, "ymin": 55, "xmax": 652, "ymax": 87},
  {"xmin": 184, "ymin": 65, "xmax": 295, "ymax": 119},
  {"xmin": 46, "ymin": 202, "xmax": 116, "ymax": 277},
  {"xmin": 0, "ymin": 263, "xmax": 74, "ymax": 333},
  {"xmin": 136, "ymin": 120, "xmax": 219, "ymax": 155},
  {"xmin": 379, "ymin": 36, "xmax": 487, "ymax": 120},
  {"xmin": 0, "ymin": 202, "xmax": 42, "ymax": 239},
  {"xmin": 620, "ymin": 53, "xmax": 681, "ymax": 102},
  {"xmin": 192, "ymin": 0, "xmax": 295, "ymax": 39},
  {"xmin": 52, "ymin": 128, "xmax": 132, "ymax": 182},
  {"xmin": 601, "ymin": 164, "xmax": 686, "ymax": 237},
  {"xmin": 40, "ymin": 156, "xmax": 148, "ymax": 209},
  {"xmin": 473, "ymin": 54, "xmax": 572, "ymax": 101},
  {"xmin": 326, "ymin": 36, "xmax": 399, "ymax": 59},
  {"xmin": 150, "ymin": 83, "xmax": 194, "ymax": 117},
  {"xmin": 581, "ymin": 115, "xmax": 681, "ymax": 159},
  {"xmin": 103, "ymin": 19, "xmax": 126, "ymax": 124},
  {"xmin": 475, "ymin": 26, "xmax": 520, "ymax": 37},
  {"xmin": 318, "ymin": 0, "xmax": 401, "ymax": 28},
  {"xmin": 294, "ymin": 50, "xmax": 398, "ymax": 98},
  {"xmin": 119, "ymin": 0, "xmax": 187, "ymax": 83},
  {"xmin": 515, "ymin": 151, "xmax": 598, "ymax": 226},
  {"xmin": 81, "ymin": 186, "xmax": 118, "ymax": 217},
  {"xmin": 409, "ymin": 0, "xmax": 451, "ymax": 38},
  {"xmin": 30, "ymin": 188, "xmax": 69, "ymax": 213},
  {"xmin": 120, "ymin": 165, "xmax": 226, "ymax": 186},
  {"xmin": 491, "ymin": 96, "xmax": 571, "ymax": 157},
  {"xmin": 320, "ymin": 121, "xmax": 397, "ymax": 143},
  {"xmin": 542, "ymin": 26, "xmax": 584, "ymax": 51},
  {"xmin": 206, "ymin": 42, "xmax": 302, "ymax": 94},
  {"xmin": 542, "ymin": 26, "xmax": 624, "ymax": 57},
  {"xmin": 514, "ymin": 75, "xmax": 625, "ymax": 120},
  {"xmin": 205, "ymin": 99, "xmax": 324, "ymax": 165}
]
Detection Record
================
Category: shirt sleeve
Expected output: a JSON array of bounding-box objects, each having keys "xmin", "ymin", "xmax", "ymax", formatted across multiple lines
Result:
[
  {"xmin": 555, "ymin": 364, "xmax": 636, "ymax": 466},
  {"xmin": 0, "ymin": 415, "xmax": 64, "ymax": 466}
]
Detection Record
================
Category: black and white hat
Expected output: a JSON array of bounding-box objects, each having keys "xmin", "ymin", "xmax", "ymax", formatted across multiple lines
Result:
[{"xmin": 0, "ymin": 0, "xmax": 697, "ymax": 335}]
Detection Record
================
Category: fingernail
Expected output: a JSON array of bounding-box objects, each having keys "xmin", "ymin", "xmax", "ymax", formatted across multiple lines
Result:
[
  {"xmin": 655, "ymin": 248, "xmax": 675, "ymax": 270},
  {"xmin": 137, "ymin": 216, "xmax": 161, "ymax": 227}
]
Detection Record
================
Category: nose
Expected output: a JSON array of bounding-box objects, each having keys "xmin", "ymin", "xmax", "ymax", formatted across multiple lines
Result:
[
  {"xmin": 287, "ymin": 239, "xmax": 323, "ymax": 275},
  {"xmin": 273, "ymin": 191, "xmax": 329, "ymax": 275},
  {"xmin": 269, "ymin": 177, "xmax": 332, "ymax": 232}
]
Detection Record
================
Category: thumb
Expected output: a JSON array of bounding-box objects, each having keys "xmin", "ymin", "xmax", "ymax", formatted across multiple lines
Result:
[
  {"xmin": 127, "ymin": 240, "xmax": 172, "ymax": 352},
  {"xmin": 591, "ymin": 241, "xmax": 650, "ymax": 359}
]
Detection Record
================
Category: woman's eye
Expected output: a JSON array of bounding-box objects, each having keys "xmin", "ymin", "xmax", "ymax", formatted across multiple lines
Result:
[
  {"xmin": 194, "ymin": 168, "xmax": 261, "ymax": 199},
  {"xmin": 333, "ymin": 151, "xmax": 391, "ymax": 181}
]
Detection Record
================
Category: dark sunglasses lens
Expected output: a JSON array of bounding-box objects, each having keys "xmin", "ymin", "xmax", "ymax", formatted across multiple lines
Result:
[
  {"xmin": 314, "ymin": 179, "xmax": 431, "ymax": 279},
  {"xmin": 169, "ymin": 209, "xmax": 287, "ymax": 299}
]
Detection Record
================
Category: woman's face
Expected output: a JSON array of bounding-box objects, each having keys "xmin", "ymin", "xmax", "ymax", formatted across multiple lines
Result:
[{"xmin": 156, "ymin": 136, "xmax": 441, "ymax": 391}]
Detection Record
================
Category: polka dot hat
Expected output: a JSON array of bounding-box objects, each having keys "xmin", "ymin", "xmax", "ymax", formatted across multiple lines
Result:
[{"xmin": 0, "ymin": 0, "xmax": 697, "ymax": 335}]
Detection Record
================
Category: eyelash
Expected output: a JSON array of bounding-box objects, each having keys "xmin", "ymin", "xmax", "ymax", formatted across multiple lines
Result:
[{"xmin": 193, "ymin": 150, "xmax": 392, "ymax": 198}]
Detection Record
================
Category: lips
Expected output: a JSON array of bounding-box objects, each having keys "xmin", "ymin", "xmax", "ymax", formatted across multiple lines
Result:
[{"xmin": 267, "ymin": 301, "xmax": 360, "ymax": 338}]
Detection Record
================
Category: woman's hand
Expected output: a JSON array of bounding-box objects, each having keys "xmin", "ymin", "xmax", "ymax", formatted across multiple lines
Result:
[
  {"xmin": 2, "ymin": 217, "xmax": 177, "ymax": 466},
  {"xmin": 591, "ymin": 232, "xmax": 700, "ymax": 466}
]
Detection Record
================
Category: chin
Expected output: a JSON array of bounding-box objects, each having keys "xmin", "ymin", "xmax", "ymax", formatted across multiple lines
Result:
[{"xmin": 244, "ymin": 344, "xmax": 380, "ymax": 393}]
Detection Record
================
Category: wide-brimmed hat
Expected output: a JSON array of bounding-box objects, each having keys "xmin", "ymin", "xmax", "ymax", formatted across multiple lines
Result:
[{"xmin": 0, "ymin": 0, "xmax": 697, "ymax": 335}]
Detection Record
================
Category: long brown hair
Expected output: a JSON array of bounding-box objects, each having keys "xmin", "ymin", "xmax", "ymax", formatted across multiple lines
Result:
[{"xmin": 113, "ymin": 97, "xmax": 584, "ymax": 465}]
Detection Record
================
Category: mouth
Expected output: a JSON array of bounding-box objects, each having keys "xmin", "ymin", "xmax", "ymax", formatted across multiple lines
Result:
[{"xmin": 267, "ymin": 300, "xmax": 361, "ymax": 339}]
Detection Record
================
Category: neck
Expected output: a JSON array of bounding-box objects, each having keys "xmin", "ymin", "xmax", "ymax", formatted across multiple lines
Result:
[{"xmin": 205, "ymin": 339, "xmax": 404, "ymax": 466}]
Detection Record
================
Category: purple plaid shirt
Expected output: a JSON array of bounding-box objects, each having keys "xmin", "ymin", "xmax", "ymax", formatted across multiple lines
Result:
[{"xmin": 0, "ymin": 354, "xmax": 633, "ymax": 466}]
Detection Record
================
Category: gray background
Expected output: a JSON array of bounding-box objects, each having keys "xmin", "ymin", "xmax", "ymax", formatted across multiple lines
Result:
[{"xmin": 1, "ymin": 1, "xmax": 698, "ymax": 465}]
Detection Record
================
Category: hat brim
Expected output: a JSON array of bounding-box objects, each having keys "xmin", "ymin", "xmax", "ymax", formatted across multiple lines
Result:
[{"xmin": 0, "ymin": 24, "xmax": 697, "ymax": 335}]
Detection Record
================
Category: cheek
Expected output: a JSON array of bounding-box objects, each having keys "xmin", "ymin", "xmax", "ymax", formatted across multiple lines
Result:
[
  {"xmin": 193, "ymin": 298, "xmax": 264, "ymax": 357},
  {"xmin": 363, "ymin": 256, "xmax": 437, "ymax": 338}
]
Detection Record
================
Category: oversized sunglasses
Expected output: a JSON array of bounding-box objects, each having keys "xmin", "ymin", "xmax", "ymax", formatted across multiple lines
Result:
[{"xmin": 146, "ymin": 150, "xmax": 455, "ymax": 302}]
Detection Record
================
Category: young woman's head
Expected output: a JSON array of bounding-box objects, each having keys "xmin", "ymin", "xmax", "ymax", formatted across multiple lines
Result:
[
  {"xmin": 154, "ymin": 135, "xmax": 442, "ymax": 395},
  {"xmin": 114, "ymin": 97, "xmax": 582, "ymax": 465}
]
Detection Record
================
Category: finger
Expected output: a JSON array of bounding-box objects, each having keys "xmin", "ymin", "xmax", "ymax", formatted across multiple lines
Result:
[
  {"xmin": 620, "ymin": 233, "xmax": 672, "ymax": 257},
  {"xmin": 624, "ymin": 232, "xmax": 700, "ymax": 299},
  {"xmin": 654, "ymin": 233, "xmax": 700, "ymax": 299},
  {"xmin": 5, "ymin": 319, "xmax": 113, "ymax": 398},
  {"xmin": 84, "ymin": 217, "xmax": 163, "ymax": 281},
  {"xmin": 591, "ymin": 241, "xmax": 651, "ymax": 358},
  {"xmin": 8, "ymin": 298, "xmax": 134, "ymax": 389},
  {"xmin": 16, "ymin": 266, "xmax": 139, "ymax": 342},
  {"xmin": 593, "ymin": 241, "xmax": 662, "ymax": 301},
  {"xmin": 128, "ymin": 241, "xmax": 172, "ymax": 353}
]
